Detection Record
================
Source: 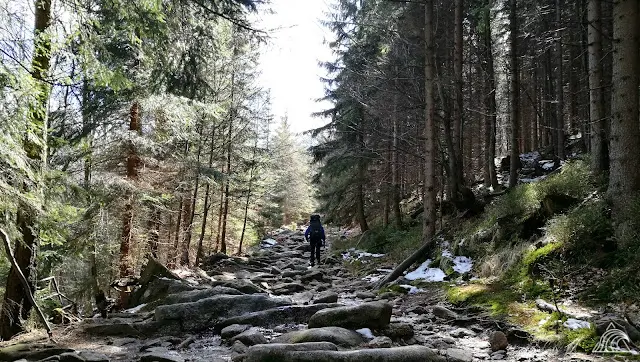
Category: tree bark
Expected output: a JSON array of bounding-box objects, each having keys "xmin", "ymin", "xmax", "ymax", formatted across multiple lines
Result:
[
  {"xmin": 508, "ymin": 0, "xmax": 520, "ymax": 188},
  {"xmin": 196, "ymin": 125, "xmax": 216, "ymax": 265},
  {"xmin": 147, "ymin": 207, "xmax": 160, "ymax": 259},
  {"xmin": 0, "ymin": 0, "xmax": 52, "ymax": 340},
  {"xmin": 588, "ymin": 0, "xmax": 607, "ymax": 174},
  {"xmin": 423, "ymin": 0, "xmax": 436, "ymax": 243},
  {"xmin": 453, "ymin": 0, "xmax": 464, "ymax": 181},
  {"xmin": 118, "ymin": 101, "xmax": 140, "ymax": 306},
  {"xmin": 607, "ymin": 0, "xmax": 640, "ymax": 247},
  {"xmin": 555, "ymin": 0, "xmax": 565, "ymax": 159},
  {"xmin": 483, "ymin": 7, "xmax": 499, "ymax": 191},
  {"xmin": 220, "ymin": 110, "xmax": 233, "ymax": 255},
  {"xmin": 392, "ymin": 79, "xmax": 402, "ymax": 228},
  {"xmin": 356, "ymin": 129, "xmax": 369, "ymax": 232},
  {"xmin": 181, "ymin": 124, "xmax": 204, "ymax": 266}
]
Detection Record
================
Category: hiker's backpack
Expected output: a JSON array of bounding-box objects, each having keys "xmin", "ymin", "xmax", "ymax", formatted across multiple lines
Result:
[{"xmin": 309, "ymin": 221, "xmax": 323, "ymax": 242}]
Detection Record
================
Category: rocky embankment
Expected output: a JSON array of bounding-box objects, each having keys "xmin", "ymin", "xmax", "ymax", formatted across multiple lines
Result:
[{"xmin": 0, "ymin": 229, "xmax": 620, "ymax": 362}]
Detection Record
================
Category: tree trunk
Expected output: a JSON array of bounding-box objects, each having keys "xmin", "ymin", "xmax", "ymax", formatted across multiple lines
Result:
[
  {"xmin": 196, "ymin": 125, "xmax": 216, "ymax": 265},
  {"xmin": 607, "ymin": 0, "xmax": 640, "ymax": 247},
  {"xmin": 0, "ymin": 0, "xmax": 52, "ymax": 340},
  {"xmin": 588, "ymin": 0, "xmax": 607, "ymax": 174},
  {"xmin": 118, "ymin": 100, "xmax": 140, "ymax": 306},
  {"xmin": 453, "ymin": 0, "xmax": 464, "ymax": 180},
  {"xmin": 181, "ymin": 125, "xmax": 204, "ymax": 266},
  {"xmin": 483, "ymin": 7, "xmax": 499, "ymax": 191},
  {"xmin": 392, "ymin": 81, "xmax": 402, "ymax": 228},
  {"xmin": 356, "ymin": 130, "xmax": 369, "ymax": 232},
  {"xmin": 508, "ymin": 0, "xmax": 520, "ymax": 188},
  {"xmin": 168, "ymin": 197, "xmax": 183, "ymax": 268},
  {"xmin": 220, "ymin": 110, "xmax": 233, "ymax": 255},
  {"xmin": 147, "ymin": 208, "xmax": 160, "ymax": 259},
  {"xmin": 238, "ymin": 135, "xmax": 258, "ymax": 255},
  {"xmin": 555, "ymin": 0, "xmax": 565, "ymax": 159},
  {"xmin": 423, "ymin": 0, "xmax": 437, "ymax": 243}
]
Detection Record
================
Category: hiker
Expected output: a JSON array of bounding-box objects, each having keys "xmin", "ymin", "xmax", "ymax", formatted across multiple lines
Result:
[{"xmin": 304, "ymin": 214, "xmax": 326, "ymax": 266}]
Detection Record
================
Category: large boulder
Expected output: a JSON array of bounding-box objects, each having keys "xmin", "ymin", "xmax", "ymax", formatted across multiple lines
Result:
[
  {"xmin": 313, "ymin": 292, "xmax": 339, "ymax": 304},
  {"xmin": 128, "ymin": 278, "xmax": 198, "ymax": 308},
  {"xmin": 308, "ymin": 302, "xmax": 392, "ymax": 330},
  {"xmin": 221, "ymin": 324, "xmax": 251, "ymax": 339},
  {"xmin": 0, "ymin": 344, "xmax": 74, "ymax": 362},
  {"xmin": 244, "ymin": 342, "xmax": 338, "ymax": 362},
  {"xmin": 230, "ymin": 328, "xmax": 269, "ymax": 346},
  {"xmin": 595, "ymin": 315, "xmax": 640, "ymax": 342},
  {"xmin": 155, "ymin": 295, "xmax": 290, "ymax": 332},
  {"xmin": 209, "ymin": 280, "xmax": 265, "ymax": 294},
  {"xmin": 272, "ymin": 327, "xmax": 364, "ymax": 347},
  {"xmin": 142, "ymin": 286, "xmax": 244, "ymax": 311},
  {"xmin": 245, "ymin": 345, "xmax": 444, "ymax": 362},
  {"xmin": 217, "ymin": 304, "xmax": 342, "ymax": 330}
]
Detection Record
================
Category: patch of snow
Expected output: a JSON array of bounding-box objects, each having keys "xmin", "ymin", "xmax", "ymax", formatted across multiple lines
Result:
[
  {"xmin": 452, "ymin": 256, "xmax": 473, "ymax": 273},
  {"xmin": 362, "ymin": 274, "xmax": 383, "ymax": 283},
  {"xmin": 342, "ymin": 248, "xmax": 385, "ymax": 262},
  {"xmin": 540, "ymin": 161, "xmax": 555, "ymax": 171},
  {"xmin": 521, "ymin": 175, "xmax": 548, "ymax": 183},
  {"xmin": 563, "ymin": 318, "xmax": 591, "ymax": 330},
  {"xmin": 405, "ymin": 260, "xmax": 446, "ymax": 282},
  {"xmin": 356, "ymin": 328, "xmax": 375, "ymax": 339},
  {"xmin": 123, "ymin": 303, "xmax": 147, "ymax": 314},
  {"xmin": 398, "ymin": 284, "xmax": 423, "ymax": 294},
  {"xmin": 261, "ymin": 238, "xmax": 277, "ymax": 248}
]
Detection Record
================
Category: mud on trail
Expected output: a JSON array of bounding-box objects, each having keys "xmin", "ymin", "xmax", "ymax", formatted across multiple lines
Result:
[{"xmin": 0, "ymin": 229, "xmax": 614, "ymax": 362}]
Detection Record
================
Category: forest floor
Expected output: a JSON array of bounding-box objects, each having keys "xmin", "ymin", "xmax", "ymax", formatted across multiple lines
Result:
[{"xmin": 1, "ymin": 226, "xmax": 632, "ymax": 362}]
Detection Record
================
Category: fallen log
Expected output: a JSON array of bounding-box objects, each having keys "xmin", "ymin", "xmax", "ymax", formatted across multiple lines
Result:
[{"xmin": 374, "ymin": 237, "xmax": 436, "ymax": 289}]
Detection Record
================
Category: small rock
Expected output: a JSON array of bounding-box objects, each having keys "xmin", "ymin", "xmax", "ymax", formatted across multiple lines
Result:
[
  {"xmin": 112, "ymin": 338, "xmax": 138, "ymax": 346},
  {"xmin": 378, "ymin": 292, "xmax": 396, "ymax": 300},
  {"xmin": 308, "ymin": 302, "xmax": 393, "ymax": 330},
  {"xmin": 139, "ymin": 352, "xmax": 185, "ymax": 362},
  {"xmin": 272, "ymin": 326, "xmax": 364, "ymax": 347},
  {"xmin": 367, "ymin": 336, "xmax": 393, "ymax": 348},
  {"xmin": 313, "ymin": 291, "xmax": 338, "ymax": 304},
  {"xmin": 231, "ymin": 340, "xmax": 248, "ymax": 354},
  {"xmin": 381, "ymin": 323, "xmax": 414, "ymax": 340},
  {"xmin": 432, "ymin": 306, "xmax": 458, "ymax": 320},
  {"xmin": 489, "ymin": 331, "xmax": 508, "ymax": 352},
  {"xmin": 446, "ymin": 348, "xmax": 474, "ymax": 362},
  {"xmin": 490, "ymin": 349, "xmax": 506, "ymax": 360},
  {"xmin": 59, "ymin": 353, "xmax": 85, "ymax": 362},
  {"xmin": 406, "ymin": 306, "xmax": 428, "ymax": 315},
  {"xmin": 449, "ymin": 328, "xmax": 476, "ymax": 338},
  {"xmin": 77, "ymin": 351, "xmax": 110, "ymax": 362},
  {"xmin": 300, "ymin": 271, "xmax": 324, "ymax": 283},
  {"xmin": 230, "ymin": 328, "xmax": 268, "ymax": 346},
  {"xmin": 356, "ymin": 292, "xmax": 376, "ymax": 300},
  {"xmin": 221, "ymin": 324, "xmax": 251, "ymax": 339}
]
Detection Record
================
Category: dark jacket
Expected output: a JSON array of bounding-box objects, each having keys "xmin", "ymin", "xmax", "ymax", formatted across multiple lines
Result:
[{"xmin": 304, "ymin": 223, "xmax": 326, "ymax": 242}]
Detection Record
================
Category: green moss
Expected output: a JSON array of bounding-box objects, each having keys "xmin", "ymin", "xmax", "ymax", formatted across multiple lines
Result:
[{"xmin": 564, "ymin": 326, "xmax": 598, "ymax": 353}]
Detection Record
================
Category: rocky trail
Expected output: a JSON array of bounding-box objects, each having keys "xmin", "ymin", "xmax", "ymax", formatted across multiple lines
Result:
[{"xmin": 0, "ymin": 229, "xmax": 613, "ymax": 362}]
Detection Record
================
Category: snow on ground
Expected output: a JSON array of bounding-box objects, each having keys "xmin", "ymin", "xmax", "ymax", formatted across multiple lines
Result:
[
  {"xmin": 342, "ymin": 248, "xmax": 385, "ymax": 263},
  {"xmin": 404, "ymin": 260, "xmax": 446, "ymax": 282},
  {"xmin": 452, "ymin": 255, "xmax": 473, "ymax": 273},
  {"xmin": 124, "ymin": 303, "xmax": 147, "ymax": 313},
  {"xmin": 563, "ymin": 318, "xmax": 591, "ymax": 330},
  {"xmin": 261, "ymin": 238, "xmax": 277, "ymax": 248},
  {"xmin": 356, "ymin": 328, "xmax": 375, "ymax": 339},
  {"xmin": 398, "ymin": 284, "xmax": 424, "ymax": 294},
  {"xmin": 404, "ymin": 249, "xmax": 473, "ymax": 282},
  {"xmin": 521, "ymin": 175, "xmax": 548, "ymax": 183}
]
